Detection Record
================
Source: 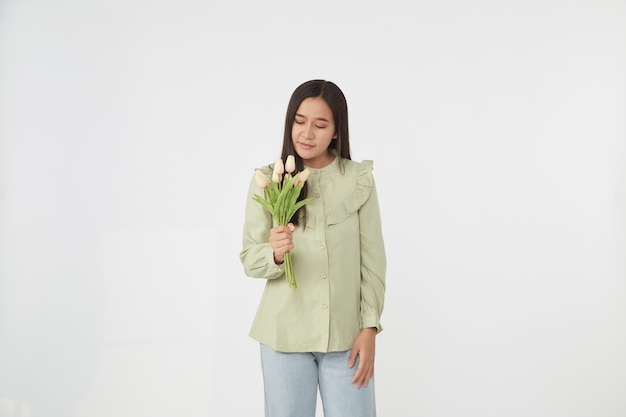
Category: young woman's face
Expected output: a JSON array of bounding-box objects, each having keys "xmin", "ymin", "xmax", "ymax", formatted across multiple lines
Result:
[{"xmin": 291, "ymin": 97, "xmax": 337, "ymax": 168}]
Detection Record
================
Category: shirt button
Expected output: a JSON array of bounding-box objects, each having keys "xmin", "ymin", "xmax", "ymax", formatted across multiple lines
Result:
[
  {"xmin": 318, "ymin": 218, "xmax": 323, "ymax": 223},
  {"xmin": 322, "ymin": 304, "xmax": 328, "ymax": 309},
  {"xmin": 322, "ymin": 274, "xmax": 327, "ymax": 279},
  {"xmin": 314, "ymin": 171, "xmax": 319, "ymax": 175},
  {"xmin": 315, "ymin": 193, "xmax": 320, "ymax": 198},
  {"xmin": 274, "ymin": 267, "xmax": 279, "ymax": 271},
  {"xmin": 320, "ymin": 246, "xmax": 325, "ymax": 251}
]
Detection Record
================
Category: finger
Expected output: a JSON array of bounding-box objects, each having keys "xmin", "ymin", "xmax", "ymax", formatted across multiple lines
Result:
[
  {"xmin": 270, "ymin": 225, "xmax": 291, "ymax": 235},
  {"xmin": 270, "ymin": 226, "xmax": 291, "ymax": 236},
  {"xmin": 351, "ymin": 361, "xmax": 365, "ymax": 385},
  {"xmin": 269, "ymin": 232, "xmax": 293, "ymax": 248},
  {"xmin": 273, "ymin": 244, "xmax": 294, "ymax": 260},
  {"xmin": 352, "ymin": 357, "xmax": 373, "ymax": 382},
  {"xmin": 348, "ymin": 350, "xmax": 358, "ymax": 368},
  {"xmin": 362, "ymin": 366, "xmax": 374, "ymax": 388},
  {"xmin": 355, "ymin": 363, "xmax": 374, "ymax": 389},
  {"xmin": 355, "ymin": 371, "xmax": 367, "ymax": 389}
]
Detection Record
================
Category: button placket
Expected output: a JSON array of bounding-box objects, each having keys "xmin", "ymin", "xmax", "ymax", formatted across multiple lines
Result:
[{"xmin": 311, "ymin": 167, "xmax": 330, "ymax": 319}]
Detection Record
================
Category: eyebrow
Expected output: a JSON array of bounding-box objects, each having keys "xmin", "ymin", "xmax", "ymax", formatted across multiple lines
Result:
[{"xmin": 295, "ymin": 113, "xmax": 330, "ymax": 123}]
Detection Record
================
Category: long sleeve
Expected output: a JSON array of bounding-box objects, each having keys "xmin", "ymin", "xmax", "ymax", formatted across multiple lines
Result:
[
  {"xmin": 358, "ymin": 176, "xmax": 386, "ymax": 332},
  {"xmin": 240, "ymin": 170, "xmax": 285, "ymax": 280}
]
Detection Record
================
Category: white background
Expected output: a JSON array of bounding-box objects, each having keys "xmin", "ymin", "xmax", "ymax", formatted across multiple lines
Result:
[{"xmin": 1, "ymin": 0, "xmax": 625, "ymax": 416}]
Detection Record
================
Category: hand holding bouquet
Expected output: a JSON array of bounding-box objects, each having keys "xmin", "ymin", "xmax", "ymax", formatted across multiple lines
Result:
[{"xmin": 253, "ymin": 155, "xmax": 312, "ymax": 289}]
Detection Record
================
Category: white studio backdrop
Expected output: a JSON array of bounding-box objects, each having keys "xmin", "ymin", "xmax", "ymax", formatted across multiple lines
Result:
[{"xmin": 1, "ymin": 0, "xmax": 625, "ymax": 416}]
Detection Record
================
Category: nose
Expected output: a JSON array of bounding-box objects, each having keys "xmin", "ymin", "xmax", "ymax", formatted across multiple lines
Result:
[{"xmin": 302, "ymin": 123, "xmax": 314, "ymax": 139}]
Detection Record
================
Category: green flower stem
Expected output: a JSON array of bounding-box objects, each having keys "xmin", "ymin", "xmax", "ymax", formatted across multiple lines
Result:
[
  {"xmin": 252, "ymin": 159, "xmax": 312, "ymax": 290},
  {"xmin": 284, "ymin": 251, "xmax": 296, "ymax": 289}
]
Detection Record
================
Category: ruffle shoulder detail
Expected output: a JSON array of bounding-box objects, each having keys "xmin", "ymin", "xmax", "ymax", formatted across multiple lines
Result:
[{"xmin": 325, "ymin": 160, "xmax": 374, "ymax": 225}]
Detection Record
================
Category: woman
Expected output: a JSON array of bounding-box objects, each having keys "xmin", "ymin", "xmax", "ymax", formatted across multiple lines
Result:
[{"xmin": 240, "ymin": 79, "xmax": 386, "ymax": 417}]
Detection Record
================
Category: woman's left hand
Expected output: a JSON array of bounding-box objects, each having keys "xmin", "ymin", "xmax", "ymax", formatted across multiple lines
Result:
[{"xmin": 348, "ymin": 327, "xmax": 377, "ymax": 389}]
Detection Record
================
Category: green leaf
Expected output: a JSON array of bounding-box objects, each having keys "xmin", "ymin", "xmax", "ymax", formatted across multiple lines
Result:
[
  {"xmin": 287, "ymin": 197, "xmax": 313, "ymax": 220},
  {"xmin": 253, "ymin": 194, "xmax": 274, "ymax": 213},
  {"xmin": 268, "ymin": 182, "xmax": 280, "ymax": 205},
  {"xmin": 274, "ymin": 182, "xmax": 293, "ymax": 224}
]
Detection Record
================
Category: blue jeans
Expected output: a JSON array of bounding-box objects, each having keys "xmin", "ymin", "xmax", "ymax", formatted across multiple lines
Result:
[{"xmin": 260, "ymin": 344, "xmax": 376, "ymax": 417}]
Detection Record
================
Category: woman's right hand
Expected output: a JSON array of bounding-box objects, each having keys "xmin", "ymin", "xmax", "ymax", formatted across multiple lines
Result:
[{"xmin": 269, "ymin": 223, "xmax": 295, "ymax": 264}]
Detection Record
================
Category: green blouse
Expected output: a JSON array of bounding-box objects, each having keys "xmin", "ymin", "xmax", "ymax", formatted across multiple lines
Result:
[{"xmin": 240, "ymin": 156, "xmax": 386, "ymax": 353}]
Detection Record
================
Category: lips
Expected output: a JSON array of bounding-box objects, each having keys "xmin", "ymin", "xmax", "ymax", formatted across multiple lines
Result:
[{"xmin": 298, "ymin": 142, "xmax": 313, "ymax": 150}]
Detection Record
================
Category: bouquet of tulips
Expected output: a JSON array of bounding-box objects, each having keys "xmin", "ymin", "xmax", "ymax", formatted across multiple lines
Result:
[
  {"xmin": 253, "ymin": 155, "xmax": 312, "ymax": 289},
  {"xmin": 253, "ymin": 155, "xmax": 312, "ymax": 290}
]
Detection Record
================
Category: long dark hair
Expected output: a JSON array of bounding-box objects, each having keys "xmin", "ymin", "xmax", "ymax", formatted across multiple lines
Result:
[{"xmin": 280, "ymin": 79, "xmax": 351, "ymax": 226}]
